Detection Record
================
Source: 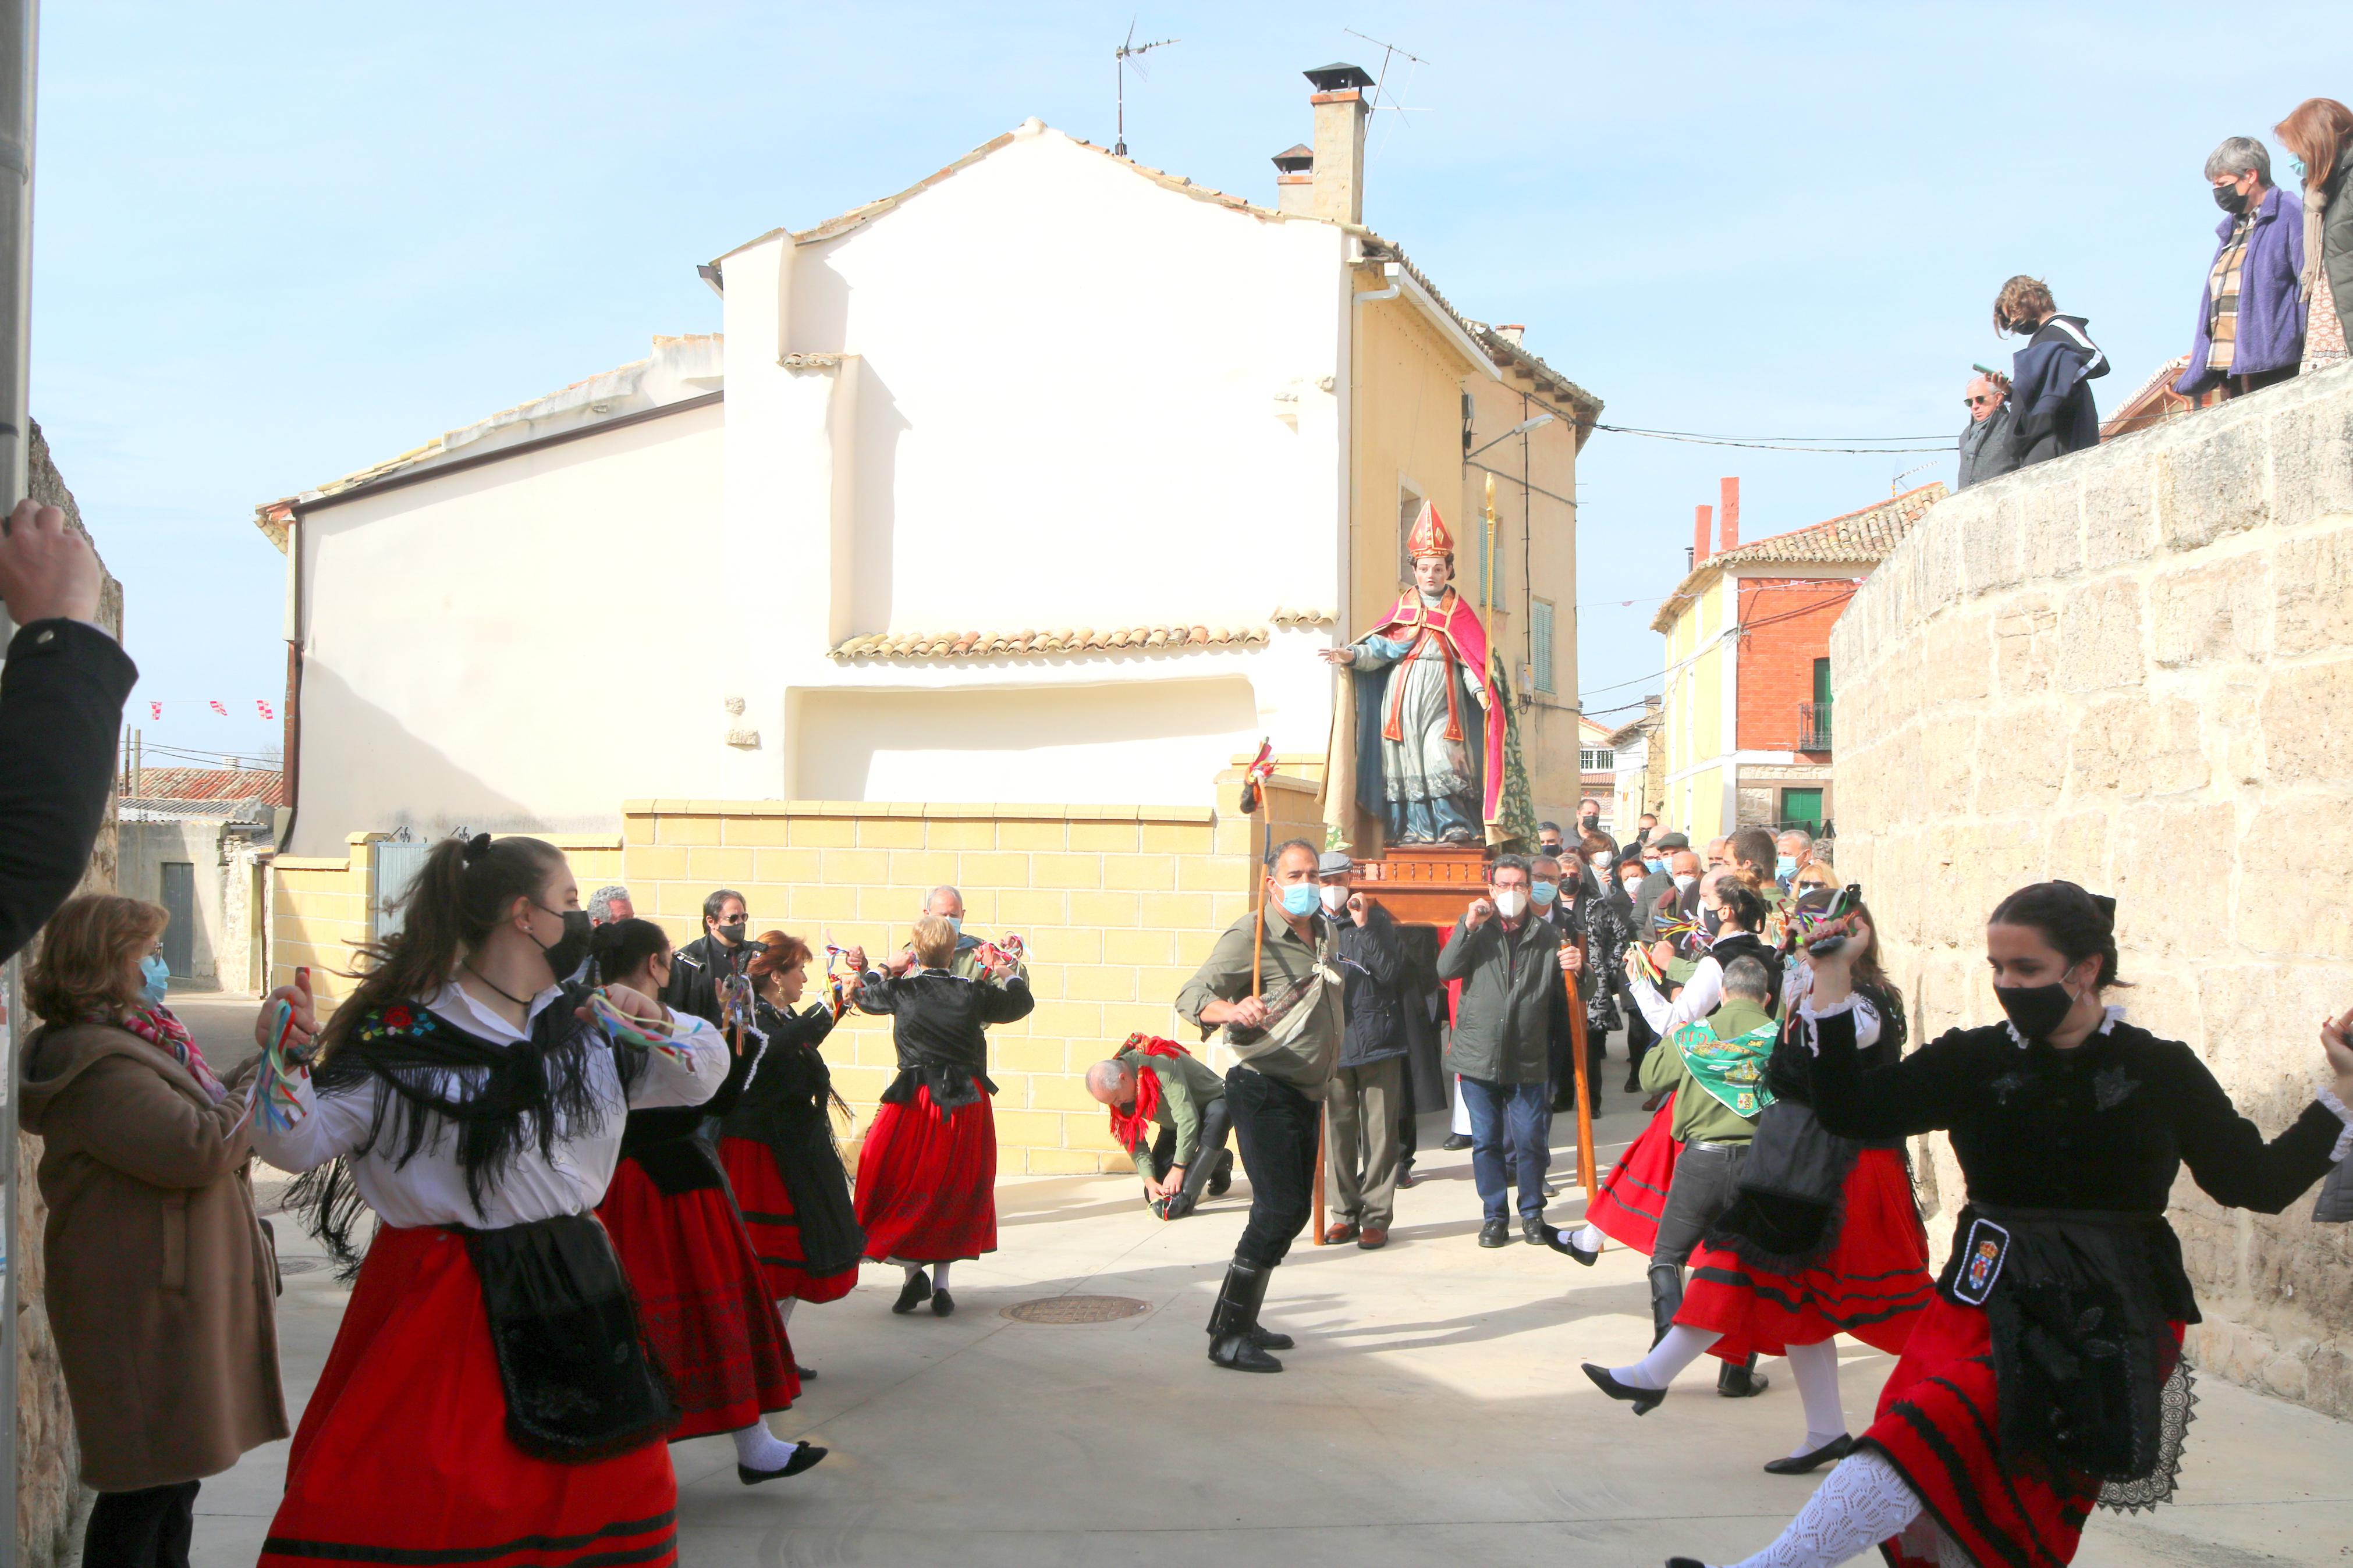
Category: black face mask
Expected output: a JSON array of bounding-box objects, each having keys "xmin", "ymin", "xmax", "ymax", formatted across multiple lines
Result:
[
  {"xmin": 1701, "ymin": 906, "xmax": 1723, "ymax": 937},
  {"xmin": 1994, "ymin": 980, "xmax": 2077, "ymax": 1042},
  {"xmin": 2213, "ymin": 183, "xmax": 2249, "ymax": 214},
  {"xmin": 533, "ymin": 906, "xmax": 594, "ymax": 984},
  {"xmin": 1579, "ymin": 815, "xmax": 1599, "ymax": 830},
  {"xmin": 714, "ymin": 919, "xmax": 747, "ymax": 947}
]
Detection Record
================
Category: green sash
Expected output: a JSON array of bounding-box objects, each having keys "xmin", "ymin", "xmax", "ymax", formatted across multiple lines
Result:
[{"xmin": 1670, "ymin": 1018, "xmax": 1779, "ymax": 1119}]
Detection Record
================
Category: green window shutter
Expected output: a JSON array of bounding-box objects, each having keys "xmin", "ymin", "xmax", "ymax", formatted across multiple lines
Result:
[{"xmin": 1532, "ymin": 599, "xmax": 1555, "ymax": 693}]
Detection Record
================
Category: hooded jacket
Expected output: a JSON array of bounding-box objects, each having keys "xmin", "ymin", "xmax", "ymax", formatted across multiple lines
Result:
[
  {"xmin": 2176, "ymin": 183, "xmax": 2306, "ymax": 395},
  {"xmin": 17, "ymin": 1021, "xmax": 288, "ymax": 1490},
  {"xmin": 2008, "ymin": 314, "xmax": 2109, "ymax": 465}
]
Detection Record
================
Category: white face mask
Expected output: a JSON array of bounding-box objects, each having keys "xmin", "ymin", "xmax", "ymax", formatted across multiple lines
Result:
[
  {"xmin": 1493, "ymin": 888, "xmax": 1529, "ymax": 920},
  {"xmin": 1319, "ymin": 884, "xmax": 1348, "ymax": 913},
  {"xmin": 1673, "ymin": 873, "xmax": 1699, "ymax": 892},
  {"xmin": 1621, "ymin": 877, "xmax": 1643, "ymax": 898},
  {"xmin": 1593, "ymin": 851, "xmax": 1614, "ymax": 871}
]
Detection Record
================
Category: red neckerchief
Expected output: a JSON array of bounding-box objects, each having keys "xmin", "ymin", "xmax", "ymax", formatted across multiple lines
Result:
[{"xmin": 1106, "ymin": 1033, "xmax": 1189, "ymax": 1151}]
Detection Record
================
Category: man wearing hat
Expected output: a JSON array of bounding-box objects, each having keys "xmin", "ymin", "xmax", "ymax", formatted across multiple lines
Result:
[{"xmin": 1315, "ymin": 850, "xmax": 1408, "ymax": 1250}]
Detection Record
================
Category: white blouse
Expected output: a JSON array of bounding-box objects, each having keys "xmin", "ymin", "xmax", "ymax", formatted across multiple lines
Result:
[{"xmin": 250, "ymin": 981, "xmax": 727, "ymax": 1231}]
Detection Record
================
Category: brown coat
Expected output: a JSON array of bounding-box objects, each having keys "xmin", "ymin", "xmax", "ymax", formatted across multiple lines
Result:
[{"xmin": 17, "ymin": 1021, "xmax": 287, "ymax": 1491}]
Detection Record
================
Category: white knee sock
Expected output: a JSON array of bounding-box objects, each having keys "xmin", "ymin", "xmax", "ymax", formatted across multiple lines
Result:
[
  {"xmin": 1570, "ymin": 1222, "xmax": 1606, "ymax": 1252},
  {"xmin": 901, "ymin": 1262, "xmax": 927, "ymax": 1288},
  {"xmin": 1786, "ymin": 1338, "xmax": 1848, "ymax": 1455},
  {"xmin": 730, "ymin": 1421, "xmax": 801, "ymax": 1472},
  {"xmin": 930, "ymin": 1261, "xmax": 953, "ymax": 1290},
  {"xmin": 777, "ymin": 1297, "xmax": 798, "ymax": 1328},
  {"xmin": 1613, "ymin": 1322, "xmax": 1720, "ymax": 1390},
  {"xmin": 1720, "ymin": 1449, "xmax": 1923, "ymax": 1568}
]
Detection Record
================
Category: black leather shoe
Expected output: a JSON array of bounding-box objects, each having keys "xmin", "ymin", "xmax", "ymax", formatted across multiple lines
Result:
[
  {"xmin": 1542, "ymin": 1225, "xmax": 1598, "ymax": 1265},
  {"xmin": 1161, "ymin": 1193, "xmax": 1196, "ymax": 1220},
  {"xmin": 1442, "ymin": 1133, "xmax": 1473, "ymax": 1151},
  {"xmin": 1478, "ymin": 1218, "xmax": 1510, "ymax": 1248},
  {"xmin": 1246, "ymin": 1324, "xmax": 1294, "ymax": 1351},
  {"xmin": 1666, "ymin": 1559, "xmax": 1706, "ymax": 1567},
  {"xmin": 1717, "ymin": 1360, "xmax": 1769, "ymax": 1398},
  {"xmin": 739, "ymin": 1443, "xmax": 829, "ymax": 1484},
  {"xmin": 891, "ymin": 1273, "xmax": 932, "ymax": 1314},
  {"xmin": 931, "ymin": 1287, "xmax": 956, "ymax": 1317},
  {"xmin": 1521, "ymin": 1217, "xmax": 1550, "ymax": 1246},
  {"xmin": 795, "ymin": 1364, "xmax": 818, "ymax": 1380},
  {"xmin": 1209, "ymin": 1333, "xmax": 1283, "ymax": 1372},
  {"xmin": 1582, "ymin": 1361, "xmax": 1666, "ymax": 1415},
  {"xmin": 1207, "ymin": 1149, "xmax": 1235, "ymax": 1196},
  {"xmin": 1763, "ymin": 1434, "xmax": 1852, "ymax": 1474}
]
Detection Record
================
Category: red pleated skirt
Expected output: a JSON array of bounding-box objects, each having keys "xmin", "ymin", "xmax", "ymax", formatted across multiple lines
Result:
[
  {"xmin": 594, "ymin": 1158, "xmax": 798, "ymax": 1439},
  {"xmin": 260, "ymin": 1223, "xmax": 679, "ymax": 1568},
  {"xmin": 1863, "ymin": 1295, "xmax": 2182, "ymax": 1568},
  {"xmin": 719, "ymin": 1135, "xmax": 860, "ymax": 1303},
  {"xmin": 1677, "ymin": 1146, "xmax": 1933, "ymax": 1360},
  {"xmin": 1584, "ymin": 1094, "xmax": 1681, "ymax": 1254},
  {"xmin": 854, "ymin": 1087, "xmax": 997, "ymax": 1264}
]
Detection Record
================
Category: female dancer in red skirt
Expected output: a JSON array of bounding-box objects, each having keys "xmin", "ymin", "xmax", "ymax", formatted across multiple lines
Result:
[
  {"xmin": 1548, "ymin": 1091, "xmax": 1681, "ymax": 1263},
  {"xmin": 589, "ymin": 919, "xmax": 822, "ymax": 1483},
  {"xmin": 1669, "ymin": 881, "xmax": 2353, "ymax": 1568},
  {"xmin": 719, "ymin": 932, "xmax": 868, "ymax": 1372},
  {"xmin": 251, "ymin": 834, "xmax": 730, "ymax": 1568},
  {"xmin": 853, "ymin": 914, "xmax": 1032, "ymax": 1316},
  {"xmin": 1668, "ymin": 894, "xmax": 1933, "ymax": 1475}
]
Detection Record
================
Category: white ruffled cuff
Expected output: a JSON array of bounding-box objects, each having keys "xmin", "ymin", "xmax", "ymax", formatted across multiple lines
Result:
[
  {"xmin": 2319, "ymin": 1084, "xmax": 2353, "ymax": 1164},
  {"xmin": 1792, "ymin": 993, "xmax": 1859, "ymax": 1055}
]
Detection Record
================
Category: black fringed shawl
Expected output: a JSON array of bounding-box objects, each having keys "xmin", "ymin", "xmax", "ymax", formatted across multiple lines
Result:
[{"xmin": 288, "ymin": 989, "xmax": 647, "ymax": 1274}]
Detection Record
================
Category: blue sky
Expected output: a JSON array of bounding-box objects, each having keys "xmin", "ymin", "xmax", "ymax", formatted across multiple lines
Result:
[{"xmin": 34, "ymin": 2, "xmax": 2351, "ymax": 765}]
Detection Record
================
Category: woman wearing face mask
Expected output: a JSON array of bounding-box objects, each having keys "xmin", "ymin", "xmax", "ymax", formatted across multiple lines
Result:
[
  {"xmin": 1627, "ymin": 879, "xmax": 1782, "ymax": 1037},
  {"xmin": 588, "ymin": 919, "xmax": 820, "ymax": 1484},
  {"xmin": 252, "ymin": 834, "xmax": 730, "ymax": 1568},
  {"xmin": 719, "ymin": 932, "xmax": 867, "ymax": 1372},
  {"xmin": 17, "ymin": 896, "xmax": 286, "ymax": 1568},
  {"xmin": 1678, "ymin": 881, "xmax": 2353, "ymax": 1568}
]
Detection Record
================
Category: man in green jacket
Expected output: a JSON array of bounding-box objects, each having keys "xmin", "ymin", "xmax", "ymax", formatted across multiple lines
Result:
[
  {"xmin": 1085, "ymin": 1038, "xmax": 1234, "ymax": 1219},
  {"xmin": 1435, "ymin": 854, "xmax": 1577, "ymax": 1249},
  {"xmin": 1583, "ymin": 953, "xmax": 1779, "ymax": 1410}
]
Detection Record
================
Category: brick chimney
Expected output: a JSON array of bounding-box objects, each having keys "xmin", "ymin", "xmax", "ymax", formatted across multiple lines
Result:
[
  {"xmin": 1270, "ymin": 143, "xmax": 1314, "ymax": 216},
  {"xmin": 1719, "ymin": 477, "xmax": 1740, "ymax": 553},
  {"xmin": 1694, "ymin": 504, "xmax": 1713, "ymax": 565},
  {"xmin": 1303, "ymin": 63, "xmax": 1373, "ymax": 224}
]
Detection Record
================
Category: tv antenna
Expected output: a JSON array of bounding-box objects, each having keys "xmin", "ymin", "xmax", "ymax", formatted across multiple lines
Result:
[
  {"xmin": 1113, "ymin": 21, "xmax": 1179, "ymax": 158},
  {"xmin": 1343, "ymin": 27, "xmax": 1429, "ymax": 126}
]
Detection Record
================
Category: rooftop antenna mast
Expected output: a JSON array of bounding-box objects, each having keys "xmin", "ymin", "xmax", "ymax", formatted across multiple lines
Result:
[
  {"xmin": 1113, "ymin": 20, "xmax": 1178, "ymax": 158},
  {"xmin": 1342, "ymin": 26, "xmax": 1429, "ymax": 150}
]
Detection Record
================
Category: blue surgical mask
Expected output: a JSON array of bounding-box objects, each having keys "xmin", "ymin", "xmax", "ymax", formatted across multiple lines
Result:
[
  {"xmin": 1776, "ymin": 855, "xmax": 1797, "ymax": 879},
  {"xmin": 139, "ymin": 953, "xmax": 171, "ymax": 1007},
  {"xmin": 1531, "ymin": 880, "xmax": 1559, "ymax": 906},
  {"xmin": 946, "ymin": 915, "xmax": 963, "ymax": 935},
  {"xmin": 1278, "ymin": 884, "xmax": 1321, "ymax": 918}
]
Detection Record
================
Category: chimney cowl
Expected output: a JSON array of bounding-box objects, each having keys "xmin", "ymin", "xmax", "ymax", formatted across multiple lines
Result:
[
  {"xmin": 1270, "ymin": 143, "xmax": 1314, "ymax": 173},
  {"xmin": 1303, "ymin": 62, "xmax": 1375, "ymax": 93}
]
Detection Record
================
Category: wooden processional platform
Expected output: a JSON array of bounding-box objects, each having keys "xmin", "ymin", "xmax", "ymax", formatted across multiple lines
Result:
[{"xmin": 1348, "ymin": 843, "xmax": 1491, "ymax": 927}]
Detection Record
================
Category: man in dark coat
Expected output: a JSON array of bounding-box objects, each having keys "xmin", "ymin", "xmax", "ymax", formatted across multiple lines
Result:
[
  {"xmin": 663, "ymin": 888, "xmax": 753, "ymax": 1025},
  {"xmin": 1320, "ymin": 852, "xmax": 1409, "ymax": 1249},
  {"xmin": 1956, "ymin": 371, "xmax": 2021, "ymax": 490},
  {"xmin": 0, "ymin": 500, "xmax": 134, "ymax": 965}
]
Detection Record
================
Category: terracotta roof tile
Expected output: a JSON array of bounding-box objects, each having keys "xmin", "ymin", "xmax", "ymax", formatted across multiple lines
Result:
[
  {"xmin": 1648, "ymin": 482, "xmax": 1947, "ymax": 632},
  {"xmin": 126, "ymin": 767, "xmax": 287, "ymax": 805}
]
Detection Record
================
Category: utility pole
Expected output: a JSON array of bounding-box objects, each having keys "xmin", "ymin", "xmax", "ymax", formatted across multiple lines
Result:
[{"xmin": 0, "ymin": 4, "xmax": 39, "ymax": 1562}]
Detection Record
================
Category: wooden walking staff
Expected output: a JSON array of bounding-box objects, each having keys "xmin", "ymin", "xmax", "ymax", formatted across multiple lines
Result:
[{"xmin": 1564, "ymin": 961, "xmax": 1598, "ymax": 1193}]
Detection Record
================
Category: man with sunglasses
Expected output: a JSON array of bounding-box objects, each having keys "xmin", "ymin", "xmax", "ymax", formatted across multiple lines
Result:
[{"xmin": 1955, "ymin": 369, "xmax": 2020, "ymax": 490}]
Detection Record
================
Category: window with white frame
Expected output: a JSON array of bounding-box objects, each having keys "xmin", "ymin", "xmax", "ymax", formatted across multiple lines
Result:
[{"xmin": 1580, "ymin": 746, "xmax": 1614, "ymax": 771}]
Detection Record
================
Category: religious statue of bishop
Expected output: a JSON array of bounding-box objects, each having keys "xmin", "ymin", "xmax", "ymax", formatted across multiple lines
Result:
[{"xmin": 1320, "ymin": 502, "xmax": 1506, "ymax": 845}]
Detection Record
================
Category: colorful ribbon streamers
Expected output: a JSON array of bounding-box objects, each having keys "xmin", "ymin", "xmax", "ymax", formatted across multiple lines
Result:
[
  {"xmin": 587, "ymin": 988, "xmax": 699, "ymax": 1065},
  {"xmin": 251, "ymin": 1000, "xmax": 311, "ymax": 1134}
]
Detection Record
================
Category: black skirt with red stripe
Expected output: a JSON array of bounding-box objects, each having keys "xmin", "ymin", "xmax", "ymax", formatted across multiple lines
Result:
[
  {"xmin": 719, "ymin": 1135, "xmax": 860, "ymax": 1303},
  {"xmin": 261, "ymin": 1223, "xmax": 679, "ymax": 1568},
  {"xmin": 594, "ymin": 1157, "xmax": 798, "ymax": 1439},
  {"xmin": 1677, "ymin": 1146, "xmax": 1933, "ymax": 1360},
  {"xmin": 1584, "ymin": 1094, "xmax": 1681, "ymax": 1255},
  {"xmin": 855, "ymin": 1086, "xmax": 997, "ymax": 1264}
]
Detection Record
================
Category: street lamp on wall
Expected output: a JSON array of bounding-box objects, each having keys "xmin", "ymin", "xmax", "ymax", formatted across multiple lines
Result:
[{"xmin": 1465, "ymin": 411, "xmax": 1556, "ymax": 460}]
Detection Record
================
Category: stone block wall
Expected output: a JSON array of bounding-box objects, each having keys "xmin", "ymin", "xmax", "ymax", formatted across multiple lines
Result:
[{"xmin": 1829, "ymin": 364, "xmax": 2353, "ymax": 1416}]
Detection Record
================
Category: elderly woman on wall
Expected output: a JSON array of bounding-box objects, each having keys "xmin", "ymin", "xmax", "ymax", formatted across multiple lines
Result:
[
  {"xmin": 17, "ymin": 895, "xmax": 288, "ymax": 1568},
  {"xmin": 2175, "ymin": 135, "xmax": 2307, "ymax": 401},
  {"xmin": 2277, "ymin": 97, "xmax": 2353, "ymax": 374}
]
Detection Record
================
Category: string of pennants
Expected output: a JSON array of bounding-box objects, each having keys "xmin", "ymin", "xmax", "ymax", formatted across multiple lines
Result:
[{"xmin": 142, "ymin": 699, "xmax": 277, "ymax": 720}]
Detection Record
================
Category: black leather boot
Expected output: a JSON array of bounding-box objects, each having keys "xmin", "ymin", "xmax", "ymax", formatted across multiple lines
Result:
[
  {"xmin": 1717, "ymin": 1354, "xmax": 1769, "ymax": 1398},
  {"xmin": 1646, "ymin": 1263, "xmax": 1684, "ymax": 1349},
  {"xmin": 1206, "ymin": 1261, "xmax": 1282, "ymax": 1372}
]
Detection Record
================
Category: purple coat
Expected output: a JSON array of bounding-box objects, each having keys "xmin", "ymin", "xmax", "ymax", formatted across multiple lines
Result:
[{"xmin": 2177, "ymin": 185, "xmax": 2306, "ymax": 393}]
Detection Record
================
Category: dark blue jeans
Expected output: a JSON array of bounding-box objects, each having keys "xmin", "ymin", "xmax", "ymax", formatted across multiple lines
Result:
[{"xmin": 1460, "ymin": 1075, "xmax": 1551, "ymax": 1222}]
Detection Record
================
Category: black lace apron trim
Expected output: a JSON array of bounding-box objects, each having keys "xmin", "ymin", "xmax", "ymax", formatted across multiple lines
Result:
[
  {"xmin": 1951, "ymin": 1203, "xmax": 2199, "ymax": 1510},
  {"xmin": 878, "ymin": 1063, "xmax": 998, "ymax": 1116},
  {"xmin": 1703, "ymin": 1097, "xmax": 1866, "ymax": 1272},
  {"xmin": 463, "ymin": 1213, "xmax": 677, "ymax": 1464}
]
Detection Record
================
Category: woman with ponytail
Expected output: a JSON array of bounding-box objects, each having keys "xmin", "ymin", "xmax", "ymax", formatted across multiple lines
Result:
[
  {"xmin": 588, "ymin": 919, "xmax": 823, "ymax": 1484},
  {"xmin": 718, "ymin": 932, "xmax": 867, "ymax": 1374},
  {"xmin": 250, "ymin": 834, "xmax": 730, "ymax": 1568},
  {"xmin": 1673, "ymin": 881, "xmax": 2353, "ymax": 1568}
]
